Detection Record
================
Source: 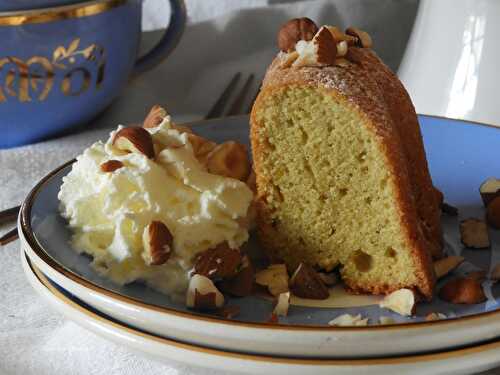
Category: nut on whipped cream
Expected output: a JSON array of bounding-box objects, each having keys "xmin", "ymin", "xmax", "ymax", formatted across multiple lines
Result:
[{"xmin": 58, "ymin": 107, "xmax": 254, "ymax": 299}]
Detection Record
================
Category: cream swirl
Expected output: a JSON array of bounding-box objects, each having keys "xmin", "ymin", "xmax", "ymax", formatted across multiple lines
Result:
[{"xmin": 58, "ymin": 115, "xmax": 253, "ymax": 299}]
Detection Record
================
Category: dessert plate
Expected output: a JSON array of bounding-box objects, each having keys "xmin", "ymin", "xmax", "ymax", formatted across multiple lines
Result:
[
  {"xmin": 19, "ymin": 114, "xmax": 500, "ymax": 358},
  {"xmin": 21, "ymin": 252, "xmax": 500, "ymax": 375}
]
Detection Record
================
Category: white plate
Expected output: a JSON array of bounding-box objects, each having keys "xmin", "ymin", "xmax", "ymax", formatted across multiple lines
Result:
[
  {"xmin": 22, "ymin": 251, "xmax": 500, "ymax": 375},
  {"xmin": 19, "ymin": 115, "xmax": 500, "ymax": 358}
]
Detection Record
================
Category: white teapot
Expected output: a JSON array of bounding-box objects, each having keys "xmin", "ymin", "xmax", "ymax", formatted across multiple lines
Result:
[{"xmin": 398, "ymin": 0, "xmax": 500, "ymax": 126}]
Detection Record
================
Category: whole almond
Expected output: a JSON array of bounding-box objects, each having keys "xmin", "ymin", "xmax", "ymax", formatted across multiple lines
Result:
[
  {"xmin": 439, "ymin": 277, "xmax": 486, "ymax": 304},
  {"xmin": 142, "ymin": 221, "xmax": 173, "ymax": 265},
  {"xmin": 290, "ymin": 263, "xmax": 329, "ymax": 300},
  {"xmin": 113, "ymin": 127, "xmax": 155, "ymax": 159},
  {"xmin": 277, "ymin": 17, "xmax": 318, "ymax": 52},
  {"xmin": 194, "ymin": 243, "xmax": 242, "ymax": 280},
  {"xmin": 143, "ymin": 105, "xmax": 166, "ymax": 129},
  {"xmin": 100, "ymin": 160, "xmax": 124, "ymax": 173}
]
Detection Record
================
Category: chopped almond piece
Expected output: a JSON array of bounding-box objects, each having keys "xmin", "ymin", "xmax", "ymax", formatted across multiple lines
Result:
[
  {"xmin": 345, "ymin": 27, "xmax": 373, "ymax": 48},
  {"xmin": 273, "ymin": 291, "xmax": 290, "ymax": 317},
  {"xmin": 379, "ymin": 289, "xmax": 415, "ymax": 316},
  {"xmin": 186, "ymin": 133, "xmax": 216, "ymax": 164},
  {"xmin": 325, "ymin": 26, "xmax": 358, "ymax": 45},
  {"xmin": 255, "ymin": 264, "xmax": 289, "ymax": 296},
  {"xmin": 433, "ymin": 256, "xmax": 465, "ymax": 279},
  {"xmin": 186, "ymin": 275, "xmax": 225, "ymax": 310},
  {"xmin": 100, "ymin": 160, "xmax": 124, "ymax": 173},
  {"xmin": 279, "ymin": 51, "xmax": 300, "ymax": 68},
  {"xmin": 460, "ymin": 219, "xmax": 490, "ymax": 249},
  {"xmin": 328, "ymin": 314, "xmax": 368, "ymax": 326},
  {"xmin": 425, "ymin": 312, "xmax": 447, "ymax": 321},
  {"xmin": 479, "ymin": 178, "xmax": 500, "ymax": 207},
  {"xmin": 143, "ymin": 105, "xmax": 166, "ymax": 129},
  {"xmin": 312, "ymin": 26, "xmax": 337, "ymax": 65}
]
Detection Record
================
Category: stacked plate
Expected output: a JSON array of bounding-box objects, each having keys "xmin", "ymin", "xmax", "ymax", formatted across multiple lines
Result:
[{"xmin": 19, "ymin": 115, "xmax": 500, "ymax": 374}]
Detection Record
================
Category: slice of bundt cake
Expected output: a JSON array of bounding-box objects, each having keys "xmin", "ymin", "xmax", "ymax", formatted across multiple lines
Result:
[{"xmin": 250, "ymin": 19, "xmax": 442, "ymax": 299}]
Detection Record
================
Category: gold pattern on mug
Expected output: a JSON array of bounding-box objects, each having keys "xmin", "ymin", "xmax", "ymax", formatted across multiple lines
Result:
[{"xmin": 0, "ymin": 38, "xmax": 106, "ymax": 103}]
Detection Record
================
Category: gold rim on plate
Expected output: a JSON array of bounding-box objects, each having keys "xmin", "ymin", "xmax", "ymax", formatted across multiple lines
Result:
[
  {"xmin": 26, "ymin": 253, "xmax": 500, "ymax": 366},
  {"xmin": 19, "ymin": 114, "xmax": 500, "ymax": 332}
]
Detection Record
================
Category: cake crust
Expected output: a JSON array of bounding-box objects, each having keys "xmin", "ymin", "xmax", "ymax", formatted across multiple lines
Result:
[{"xmin": 250, "ymin": 47, "xmax": 440, "ymax": 299}]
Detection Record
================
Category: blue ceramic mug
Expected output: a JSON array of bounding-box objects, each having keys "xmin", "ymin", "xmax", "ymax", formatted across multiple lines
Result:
[{"xmin": 0, "ymin": 0, "xmax": 186, "ymax": 148}]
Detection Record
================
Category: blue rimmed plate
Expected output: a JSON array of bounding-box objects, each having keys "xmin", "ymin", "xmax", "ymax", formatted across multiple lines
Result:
[
  {"xmin": 19, "ymin": 114, "xmax": 500, "ymax": 358},
  {"xmin": 21, "ymin": 252, "xmax": 500, "ymax": 374}
]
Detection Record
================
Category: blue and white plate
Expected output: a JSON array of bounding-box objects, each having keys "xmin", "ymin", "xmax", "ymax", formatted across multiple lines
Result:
[
  {"xmin": 21, "ymin": 252, "xmax": 500, "ymax": 375},
  {"xmin": 19, "ymin": 114, "xmax": 500, "ymax": 358}
]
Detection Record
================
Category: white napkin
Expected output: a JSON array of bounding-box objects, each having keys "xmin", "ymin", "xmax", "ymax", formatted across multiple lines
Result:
[{"xmin": 4, "ymin": 1, "xmax": 495, "ymax": 374}]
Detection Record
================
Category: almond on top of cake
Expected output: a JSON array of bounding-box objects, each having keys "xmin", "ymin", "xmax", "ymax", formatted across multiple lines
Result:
[
  {"xmin": 250, "ymin": 18, "xmax": 443, "ymax": 300},
  {"xmin": 58, "ymin": 105, "xmax": 254, "ymax": 302}
]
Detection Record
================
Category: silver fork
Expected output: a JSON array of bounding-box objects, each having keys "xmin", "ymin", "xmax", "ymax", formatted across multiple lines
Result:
[
  {"xmin": 205, "ymin": 72, "xmax": 259, "ymax": 119},
  {"xmin": 0, "ymin": 73, "xmax": 261, "ymax": 247}
]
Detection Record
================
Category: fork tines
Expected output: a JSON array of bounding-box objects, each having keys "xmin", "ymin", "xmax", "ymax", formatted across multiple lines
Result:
[{"xmin": 205, "ymin": 73, "xmax": 259, "ymax": 119}]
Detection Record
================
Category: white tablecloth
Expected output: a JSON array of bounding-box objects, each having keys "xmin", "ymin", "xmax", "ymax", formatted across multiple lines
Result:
[{"xmin": 1, "ymin": 0, "xmax": 498, "ymax": 374}]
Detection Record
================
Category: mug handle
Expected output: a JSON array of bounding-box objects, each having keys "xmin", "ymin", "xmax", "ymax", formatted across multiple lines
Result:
[{"xmin": 132, "ymin": 0, "xmax": 187, "ymax": 76}]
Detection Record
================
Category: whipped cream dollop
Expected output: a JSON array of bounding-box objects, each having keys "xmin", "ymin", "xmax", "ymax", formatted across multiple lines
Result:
[{"xmin": 58, "ymin": 114, "xmax": 253, "ymax": 299}]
